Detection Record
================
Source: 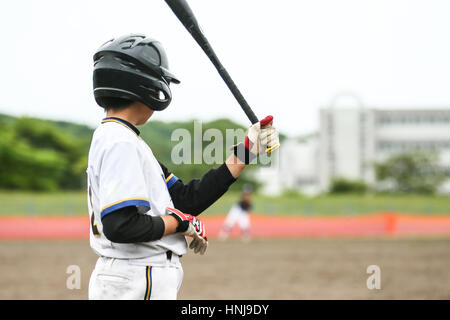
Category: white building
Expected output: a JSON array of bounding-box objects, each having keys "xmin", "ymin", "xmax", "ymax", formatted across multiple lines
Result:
[
  {"xmin": 256, "ymin": 104, "xmax": 450, "ymax": 195},
  {"xmin": 319, "ymin": 107, "xmax": 450, "ymax": 193},
  {"xmin": 256, "ymin": 136, "xmax": 320, "ymax": 195}
]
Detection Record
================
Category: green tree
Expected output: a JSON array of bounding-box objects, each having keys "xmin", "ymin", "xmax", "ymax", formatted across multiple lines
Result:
[
  {"xmin": 0, "ymin": 114, "xmax": 272, "ymax": 191},
  {"xmin": 13, "ymin": 117, "xmax": 87, "ymax": 189},
  {"xmin": 329, "ymin": 177, "xmax": 368, "ymax": 194},
  {"xmin": 375, "ymin": 152, "xmax": 446, "ymax": 194},
  {"xmin": 0, "ymin": 125, "xmax": 67, "ymax": 190}
]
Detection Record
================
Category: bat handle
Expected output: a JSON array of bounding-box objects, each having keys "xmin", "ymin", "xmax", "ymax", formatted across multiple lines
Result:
[{"xmin": 214, "ymin": 62, "xmax": 259, "ymax": 124}]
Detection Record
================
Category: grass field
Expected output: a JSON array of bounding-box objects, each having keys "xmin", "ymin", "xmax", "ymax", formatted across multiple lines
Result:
[{"xmin": 0, "ymin": 190, "xmax": 449, "ymax": 216}]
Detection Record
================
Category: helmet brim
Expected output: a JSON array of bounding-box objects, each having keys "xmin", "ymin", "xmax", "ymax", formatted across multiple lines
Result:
[{"xmin": 161, "ymin": 67, "xmax": 180, "ymax": 84}]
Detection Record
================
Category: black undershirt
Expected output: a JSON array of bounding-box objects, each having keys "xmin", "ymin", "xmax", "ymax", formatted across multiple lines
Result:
[
  {"xmin": 102, "ymin": 207, "xmax": 165, "ymax": 243},
  {"xmin": 160, "ymin": 162, "xmax": 236, "ymax": 216},
  {"xmin": 101, "ymin": 162, "xmax": 236, "ymax": 243}
]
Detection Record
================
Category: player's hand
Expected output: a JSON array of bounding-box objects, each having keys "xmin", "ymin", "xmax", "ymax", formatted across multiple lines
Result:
[
  {"xmin": 233, "ymin": 115, "xmax": 280, "ymax": 164},
  {"xmin": 166, "ymin": 207, "xmax": 208, "ymax": 255}
]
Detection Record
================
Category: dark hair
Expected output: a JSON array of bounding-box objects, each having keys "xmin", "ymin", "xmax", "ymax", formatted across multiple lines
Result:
[{"xmin": 96, "ymin": 97, "xmax": 134, "ymax": 111}]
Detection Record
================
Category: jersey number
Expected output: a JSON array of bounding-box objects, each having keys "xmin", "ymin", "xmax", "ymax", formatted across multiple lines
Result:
[
  {"xmin": 89, "ymin": 186, "xmax": 100, "ymax": 236},
  {"xmin": 90, "ymin": 213, "xmax": 100, "ymax": 236}
]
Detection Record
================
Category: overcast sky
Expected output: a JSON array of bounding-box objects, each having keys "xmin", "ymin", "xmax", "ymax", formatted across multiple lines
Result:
[{"xmin": 1, "ymin": 0, "xmax": 449, "ymax": 137}]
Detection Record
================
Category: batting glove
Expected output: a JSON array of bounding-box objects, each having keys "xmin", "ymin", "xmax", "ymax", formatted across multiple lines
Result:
[
  {"xmin": 233, "ymin": 115, "xmax": 280, "ymax": 164},
  {"xmin": 166, "ymin": 207, "xmax": 208, "ymax": 255}
]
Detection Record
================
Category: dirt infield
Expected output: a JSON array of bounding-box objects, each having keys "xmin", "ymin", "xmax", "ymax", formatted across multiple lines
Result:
[{"xmin": 0, "ymin": 238, "xmax": 449, "ymax": 299}]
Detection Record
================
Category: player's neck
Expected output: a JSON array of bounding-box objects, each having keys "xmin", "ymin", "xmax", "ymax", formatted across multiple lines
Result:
[
  {"xmin": 106, "ymin": 109, "xmax": 138, "ymax": 126},
  {"xmin": 106, "ymin": 102, "xmax": 154, "ymax": 126}
]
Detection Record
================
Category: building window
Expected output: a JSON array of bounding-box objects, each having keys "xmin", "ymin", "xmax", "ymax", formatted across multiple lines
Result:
[
  {"xmin": 376, "ymin": 112, "xmax": 450, "ymax": 126},
  {"xmin": 378, "ymin": 140, "xmax": 450, "ymax": 152}
]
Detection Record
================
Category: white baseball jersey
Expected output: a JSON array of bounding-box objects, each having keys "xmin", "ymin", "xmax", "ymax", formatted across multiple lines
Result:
[
  {"xmin": 87, "ymin": 117, "xmax": 187, "ymax": 260},
  {"xmin": 224, "ymin": 204, "xmax": 251, "ymax": 230}
]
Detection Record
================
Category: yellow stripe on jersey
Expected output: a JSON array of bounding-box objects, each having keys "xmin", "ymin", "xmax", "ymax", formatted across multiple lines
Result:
[
  {"xmin": 145, "ymin": 266, "xmax": 152, "ymax": 300},
  {"xmin": 165, "ymin": 173, "xmax": 174, "ymax": 183},
  {"xmin": 101, "ymin": 197, "xmax": 150, "ymax": 213}
]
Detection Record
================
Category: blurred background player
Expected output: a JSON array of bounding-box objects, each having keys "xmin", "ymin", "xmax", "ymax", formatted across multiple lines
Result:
[{"xmin": 219, "ymin": 184, "xmax": 254, "ymax": 241}]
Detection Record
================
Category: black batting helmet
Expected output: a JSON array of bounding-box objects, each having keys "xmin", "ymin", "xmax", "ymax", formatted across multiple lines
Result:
[{"xmin": 93, "ymin": 34, "xmax": 180, "ymax": 111}]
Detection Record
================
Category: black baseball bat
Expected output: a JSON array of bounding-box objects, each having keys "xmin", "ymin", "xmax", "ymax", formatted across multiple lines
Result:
[{"xmin": 164, "ymin": 0, "xmax": 259, "ymax": 124}]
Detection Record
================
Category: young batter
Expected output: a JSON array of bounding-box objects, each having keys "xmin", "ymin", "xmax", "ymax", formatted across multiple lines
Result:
[{"xmin": 87, "ymin": 34, "xmax": 279, "ymax": 300}]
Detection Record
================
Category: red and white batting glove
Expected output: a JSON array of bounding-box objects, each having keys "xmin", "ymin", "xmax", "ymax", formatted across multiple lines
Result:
[
  {"xmin": 233, "ymin": 115, "xmax": 280, "ymax": 164},
  {"xmin": 166, "ymin": 207, "xmax": 208, "ymax": 255}
]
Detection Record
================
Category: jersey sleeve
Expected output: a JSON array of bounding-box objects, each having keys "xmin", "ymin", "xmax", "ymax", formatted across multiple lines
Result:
[
  {"xmin": 99, "ymin": 141, "xmax": 150, "ymax": 219},
  {"xmin": 159, "ymin": 161, "xmax": 180, "ymax": 190},
  {"xmin": 159, "ymin": 161, "xmax": 236, "ymax": 216}
]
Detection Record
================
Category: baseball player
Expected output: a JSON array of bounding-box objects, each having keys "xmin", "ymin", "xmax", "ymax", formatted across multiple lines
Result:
[
  {"xmin": 87, "ymin": 34, "xmax": 280, "ymax": 300},
  {"xmin": 219, "ymin": 184, "xmax": 254, "ymax": 241}
]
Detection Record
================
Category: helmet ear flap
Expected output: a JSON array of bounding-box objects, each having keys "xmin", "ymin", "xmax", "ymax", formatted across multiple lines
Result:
[{"xmin": 138, "ymin": 77, "xmax": 172, "ymax": 110}]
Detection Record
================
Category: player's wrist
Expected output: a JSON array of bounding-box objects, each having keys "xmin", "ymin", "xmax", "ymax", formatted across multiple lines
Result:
[
  {"xmin": 225, "ymin": 155, "xmax": 246, "ymax": 179},
  {"xmin": 161, "ymin": 215, "xmax": 180, "ymax": 236},
  {"xmin": 168, "ymin": 213, "xmax": 187, "ymax": 233},
  {"xmin": 166, "ymin": 207, "xmax": 190, "ymax": 233},
  {"xmin": 175, "ymin": 219, "xmax": 190, "ymax": 233},
  {"xmin": 233, "ymin": 142, "xmax": 256, "ymax": 165}
]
